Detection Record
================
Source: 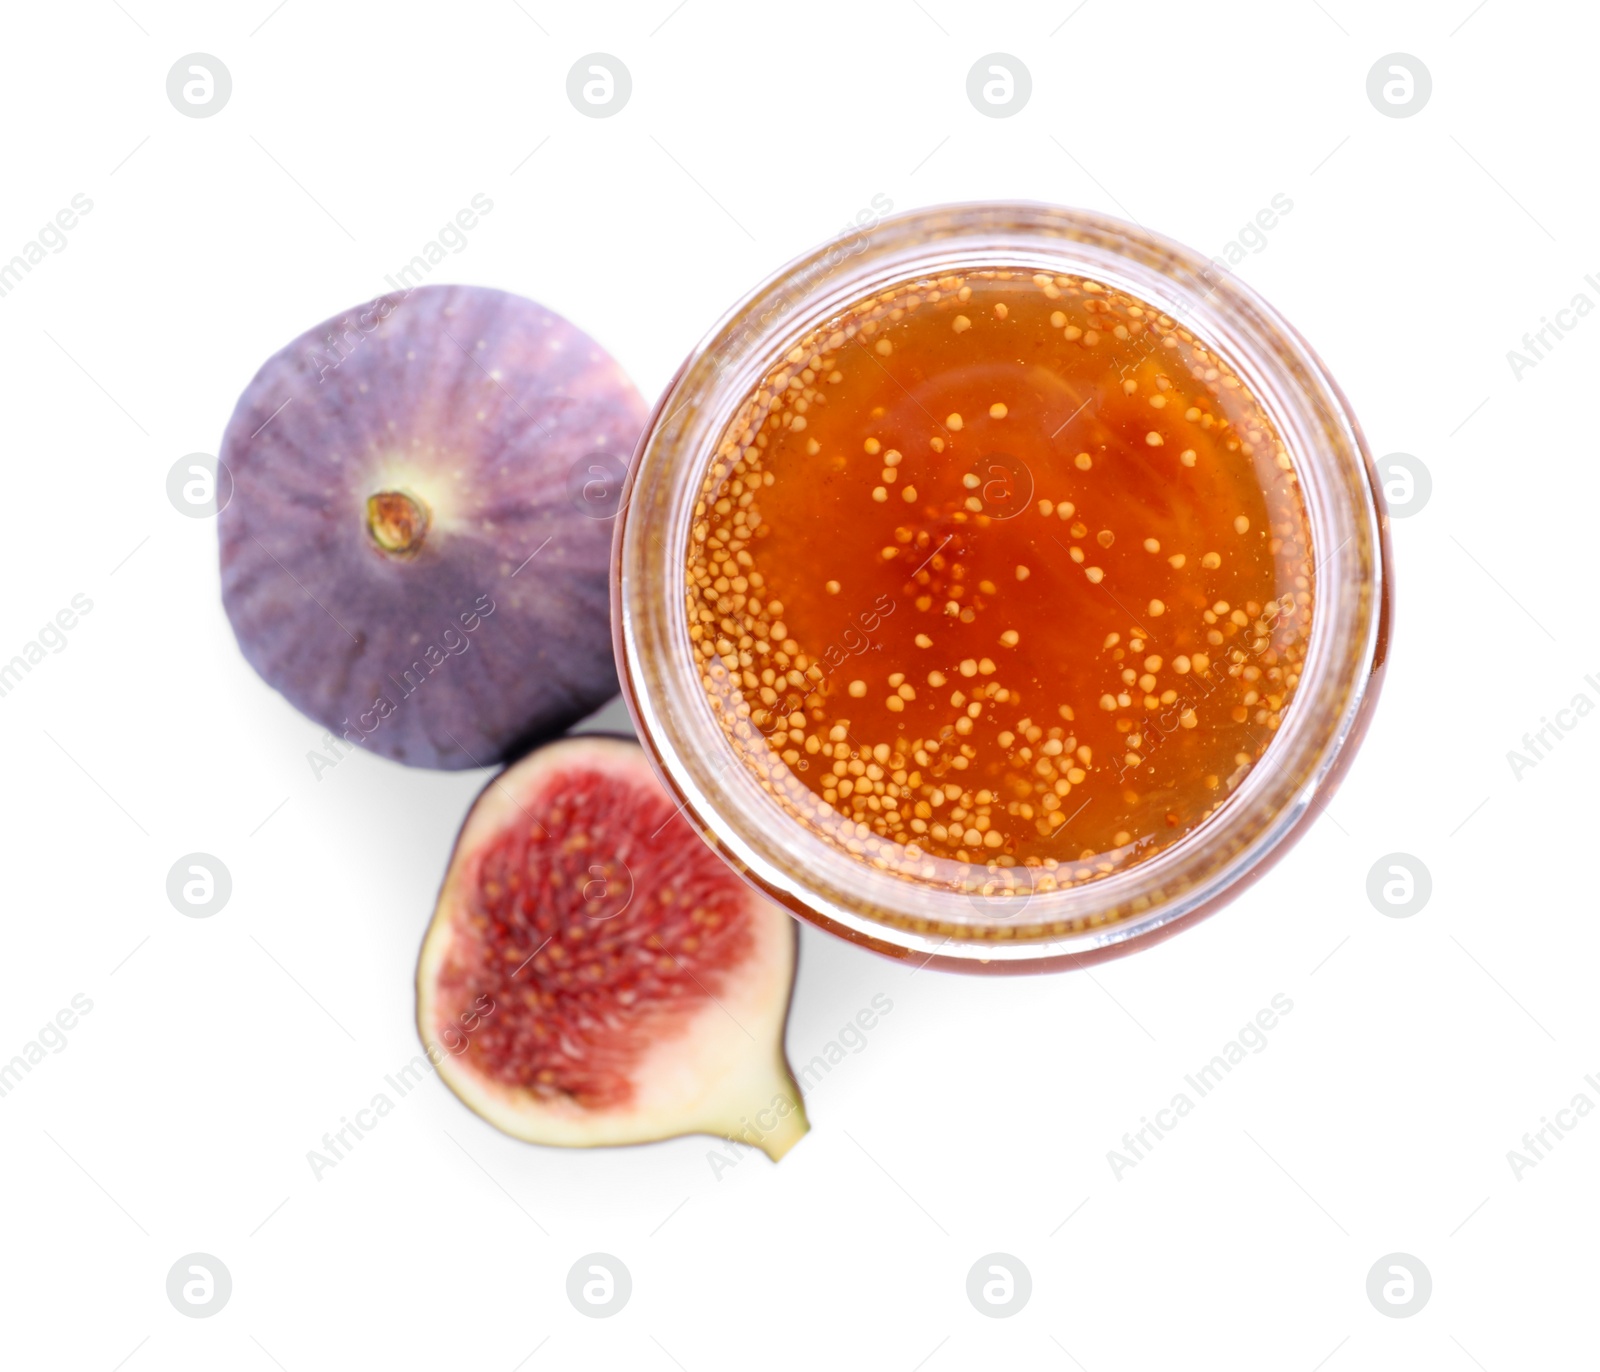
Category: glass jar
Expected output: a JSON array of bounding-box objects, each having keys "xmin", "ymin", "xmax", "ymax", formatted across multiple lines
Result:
[{"xmin": 613, "ymin": 202, "xmax": 1390, "ymax": 972}]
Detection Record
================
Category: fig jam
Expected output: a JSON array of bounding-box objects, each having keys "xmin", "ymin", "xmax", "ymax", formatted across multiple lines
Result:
[{"xmin": 683, "ymin": 268, "xmax": 1314, "ymax": 894}]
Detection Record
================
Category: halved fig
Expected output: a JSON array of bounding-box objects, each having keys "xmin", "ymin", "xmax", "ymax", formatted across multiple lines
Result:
[
  {"xmin": 218, "ymin": 284, "xmax": 645, "ymax": 769},
  {"xmin": 417, "ymin": 736, "xmax": 808, "ymax": 1159}
]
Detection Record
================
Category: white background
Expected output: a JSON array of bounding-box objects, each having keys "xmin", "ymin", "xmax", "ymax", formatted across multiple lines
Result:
[{"xmin": 0, "ymin": 1, "xmax": 1593, "ymax": 1367}]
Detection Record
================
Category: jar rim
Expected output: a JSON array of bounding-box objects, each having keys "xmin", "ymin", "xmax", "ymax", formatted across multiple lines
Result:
[{"xmin": 614, "ymin": 201, "xmax": 1390, "ymax": 971}]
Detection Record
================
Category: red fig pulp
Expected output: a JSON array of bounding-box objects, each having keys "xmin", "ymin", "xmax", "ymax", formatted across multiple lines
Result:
[{"xmin": 417, "ymin": 736, "xmax": 807, "ymax": 1158}]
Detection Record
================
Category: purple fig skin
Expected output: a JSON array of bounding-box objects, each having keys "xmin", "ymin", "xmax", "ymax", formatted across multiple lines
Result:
[{"xmin": 219, "ymin": 284, "xmax": 646, "ymax": 770}]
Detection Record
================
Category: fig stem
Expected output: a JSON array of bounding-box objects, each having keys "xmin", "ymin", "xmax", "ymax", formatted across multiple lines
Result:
[
  {"xmin": 746, "ymin": 1082, "xmax": 810, "ymax": 1161},
  {"xmin": 367, "ymin": 490, "xmax": 429, "ymax": 556}
]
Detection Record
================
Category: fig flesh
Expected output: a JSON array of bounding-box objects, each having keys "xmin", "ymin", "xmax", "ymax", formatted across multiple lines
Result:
[
  {"xmin": 218, "ymin": 284, "xmax": 645, "ymax": 769},
  {"xmin": 417, "ymin": 736, "xmax": 808, "ymax": 1159}
]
